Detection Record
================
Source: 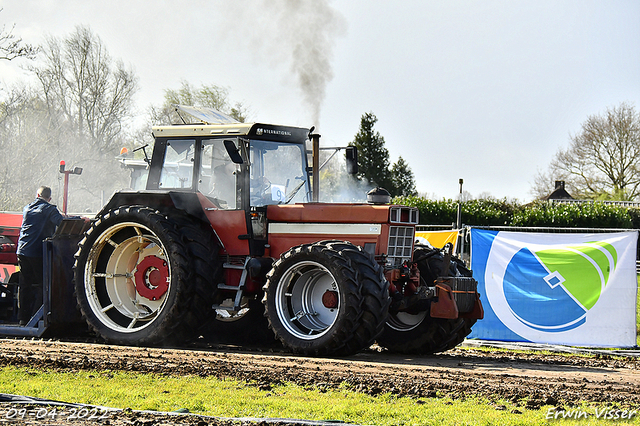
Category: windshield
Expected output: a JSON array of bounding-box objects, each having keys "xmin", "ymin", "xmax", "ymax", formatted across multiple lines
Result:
[{"xmin": 249, "ymin": 140, "xmax": 308, "ymax": 207}]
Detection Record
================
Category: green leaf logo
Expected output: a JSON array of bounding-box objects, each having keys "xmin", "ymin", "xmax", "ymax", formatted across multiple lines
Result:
[{"xmin": 535, "ymin": 242, "xmax": 617, "ymax": 311}]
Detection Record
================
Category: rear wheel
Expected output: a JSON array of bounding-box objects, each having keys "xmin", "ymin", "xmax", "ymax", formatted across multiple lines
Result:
[
  {"xmin": 74, "ymin": 206, "xmax": 217, "ymax": 346},
  {"xmin": 377, "ymin": 245, "xmax": 477, "ymax": 354},
  {"xmin": 264, "ymin": 241, "xmax": 389, "ymax": 356}
]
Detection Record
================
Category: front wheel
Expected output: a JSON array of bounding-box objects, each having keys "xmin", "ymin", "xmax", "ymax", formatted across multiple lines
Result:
[
  {"xmin": 379, "ymin": 314, "xmax": 476, "ymax": 354},
  {"xmin": 263, "ymin": 241, "xmax": 389, "ymax": 356},
  {"xmin": 377, "ymin": 245, "xmax": 477, "ymax": 354}
]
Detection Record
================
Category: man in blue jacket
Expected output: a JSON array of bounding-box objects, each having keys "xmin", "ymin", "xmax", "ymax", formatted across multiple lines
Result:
[{"xmin": 16, "ymin": 186, "xmax": 64, "ymax": 325}]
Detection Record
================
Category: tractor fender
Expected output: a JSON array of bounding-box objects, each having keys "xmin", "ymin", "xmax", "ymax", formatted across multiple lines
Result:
[
  {"xmin": 98, "ymin": 191, "xmax": 222, "ymax": 250},
  {"xmin": 99, "ymin": 191, "xmax": 209, "ymax": 224}
]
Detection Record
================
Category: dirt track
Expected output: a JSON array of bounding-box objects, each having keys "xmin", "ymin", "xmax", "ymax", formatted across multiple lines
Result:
[{"xmin": 0, "ymin": 338, "xmax": 638, "ymax": 425}]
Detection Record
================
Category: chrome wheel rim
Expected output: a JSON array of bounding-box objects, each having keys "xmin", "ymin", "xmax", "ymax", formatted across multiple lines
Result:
[
  {"xmin": 386, "ymin": 311, "xmax": 427, "ymax": 332},
  {"xmin": 84, "ymin": 222, "xmax": 171, "ymax": 333},
  {"xmin": 274, "ymin": 260, "xmax": 340, "ymax": 340}
]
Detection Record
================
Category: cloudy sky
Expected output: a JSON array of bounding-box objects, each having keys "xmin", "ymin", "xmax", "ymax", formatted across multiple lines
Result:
[{"xmin": 1, "ymin": 0, "xmax": 639, "ymax": 201}]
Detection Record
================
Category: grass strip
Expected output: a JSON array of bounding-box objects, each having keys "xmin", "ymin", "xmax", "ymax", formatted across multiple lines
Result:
[{"xmin": 1, "ymin": 365, "xmax": 638, "ymax": 426}]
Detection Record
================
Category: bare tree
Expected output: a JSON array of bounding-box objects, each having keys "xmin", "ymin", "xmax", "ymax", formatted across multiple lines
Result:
[
  {"xmin": 533, "ymin": 102, "xmax": 640, "ymax": 200},
  {"xmin": 0, "ymin": 9, "xmax": 38, "ymax": 61},
  {"xmin": 32, "ymin": 26, "xmax": 137, "ymax": 155},
  {"xmin": 0, "ymin": 26, "xmax": 138, "ymax": 212},
  {"xmin": 0, "ymin": 85, "xmax": 56, "ymax": 210}
]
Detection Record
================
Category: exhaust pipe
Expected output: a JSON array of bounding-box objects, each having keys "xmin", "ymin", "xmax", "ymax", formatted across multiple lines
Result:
[{"xmin": 310, "ymin": 133, "xmax": 321, "ymax": 202}]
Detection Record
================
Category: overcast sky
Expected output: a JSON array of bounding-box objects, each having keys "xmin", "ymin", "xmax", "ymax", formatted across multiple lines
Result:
[{"xmin": 1, "ymin": 0, "xmax": 639, "ymax": 202}]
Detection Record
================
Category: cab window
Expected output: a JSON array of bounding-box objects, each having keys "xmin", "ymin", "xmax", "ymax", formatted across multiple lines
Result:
[
  {"xmin": 159, "ymin": 139, "xmax": 195, "ymax": 189},
  {"xmin": 199, "ymin": 139, "xmax": 239, "ymax": 209}
]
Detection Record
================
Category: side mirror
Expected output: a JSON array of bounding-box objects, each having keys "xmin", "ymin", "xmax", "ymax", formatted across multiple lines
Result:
[
  {"xmin": 346, "ymin": 146, "xmax": 358, "ymax": 175},
  {"xmin": 224, "ymin": 140, "xmax": 244, "ymax": 164}
]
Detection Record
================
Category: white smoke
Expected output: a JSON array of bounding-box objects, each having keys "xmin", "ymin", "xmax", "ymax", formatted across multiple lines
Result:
[{"xmin": 318, "ymin": 149, "xmax": 375, "ymax": 203}]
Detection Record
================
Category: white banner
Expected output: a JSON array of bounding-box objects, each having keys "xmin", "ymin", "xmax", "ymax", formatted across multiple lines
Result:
[{"xmin": 470, "ymin": 229, "xmax": 638, "ymax": 347}]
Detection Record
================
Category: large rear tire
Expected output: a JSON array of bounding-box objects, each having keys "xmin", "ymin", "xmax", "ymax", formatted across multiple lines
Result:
[
  {"xmin": 264, "ymin": 241, "xmax": 389, "ymax": 356},
  {"xmin": 377, "ymin": 245, "xmax": 477, "ymax": 354},
  {"xmin": 74, "ymin": 206, "xmax": 217, "ymax": 346}
]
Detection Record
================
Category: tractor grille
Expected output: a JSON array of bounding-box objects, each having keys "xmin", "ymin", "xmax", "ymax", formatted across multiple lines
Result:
[{"xmin": 387, "ymin": 226, "xmax": 415, "ymax": 267}]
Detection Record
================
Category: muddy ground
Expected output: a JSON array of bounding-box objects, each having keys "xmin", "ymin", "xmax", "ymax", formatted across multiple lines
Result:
[{"xmin": 0, "ymin": 338, "xmax": 638, "ymax": 425}]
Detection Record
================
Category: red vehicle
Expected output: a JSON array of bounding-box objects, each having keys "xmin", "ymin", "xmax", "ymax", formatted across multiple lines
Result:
[
  {"xmin": 0, "ymin": 107, "xmax": 482, "ymax": 355},
  {"xmin": 0, "ymin": 213, "xmax": 21, "ymax": 316},
  {"xmin": 0, "ymin": 212, "xmax": 21, "ymax": 268}
]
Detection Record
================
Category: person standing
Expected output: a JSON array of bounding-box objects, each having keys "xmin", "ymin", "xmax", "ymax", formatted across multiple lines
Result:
[{"xmin": 16, "ymin": 186, "xmax": 64, "ymax": 325}]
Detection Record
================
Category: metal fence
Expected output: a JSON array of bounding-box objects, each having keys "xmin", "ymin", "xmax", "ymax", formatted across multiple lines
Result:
[
  {"xmin": 551, "ymin": 199, "xmax": 640, "ymax": 208},
  {"xmin": 416, "ymin": 224, "xmax": 640, "ymax": 273}
]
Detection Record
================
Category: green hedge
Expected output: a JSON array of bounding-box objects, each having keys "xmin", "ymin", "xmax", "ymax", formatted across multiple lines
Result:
[
  {"xmin": 393, "ymin": 196, "xmax": 457, "ymax": 225},
  {"xmin": 394, "ymin": 196, "xmax": 636, "ymax": 229},
  {"xmin": 510, "ymin": 201, "xmax": 633, "ymax": 228},
  {"xmin": 628, "ymin": 208, "xmax": 640, "ymax": 229}
]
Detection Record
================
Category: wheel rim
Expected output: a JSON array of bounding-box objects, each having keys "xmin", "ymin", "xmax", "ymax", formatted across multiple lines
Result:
[
  {"xmin": 84, "ymin": 221, "xmax": 171, "ymax": 333},
  {"xmin": 274, "ymin": 260, "xmax": 340, "ymax": 340},
  {"xmin": 386, "ymin": 311, "xmax": 428, "ymax": 332}
]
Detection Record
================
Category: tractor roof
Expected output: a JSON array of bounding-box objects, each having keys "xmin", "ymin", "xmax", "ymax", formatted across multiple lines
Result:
[
  {"xmin": 152, "ymin": 122, "xmax": 311, "ymax": 143},
  {"xmin": 152, "ymin": 122, "xmax": 255, "ymax": 138},
  {"xmin": 152, "ymin": 106, "xmax": 310, "ymax": 141}
]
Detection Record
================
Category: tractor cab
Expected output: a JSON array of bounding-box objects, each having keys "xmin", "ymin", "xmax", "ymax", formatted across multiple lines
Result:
[{"xmin": 148, "ymin": 123, "xmax": 312, "ymax": 210}]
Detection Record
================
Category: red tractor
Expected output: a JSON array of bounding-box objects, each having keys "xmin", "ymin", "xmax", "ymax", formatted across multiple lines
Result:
[{"xmin": 1, "ymin": 107, "xmax": 483, "ymax": 355}]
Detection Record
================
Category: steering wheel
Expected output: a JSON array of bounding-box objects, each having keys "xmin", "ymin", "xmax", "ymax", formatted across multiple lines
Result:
[{"xmin": 250, "ymin": 177, "xmax": 272, "ymax": 205}]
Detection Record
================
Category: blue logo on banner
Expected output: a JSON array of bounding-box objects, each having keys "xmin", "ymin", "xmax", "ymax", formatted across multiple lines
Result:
[{"xmin": 503, "ymin": 247, "xmax": 586, "ymax": 332}]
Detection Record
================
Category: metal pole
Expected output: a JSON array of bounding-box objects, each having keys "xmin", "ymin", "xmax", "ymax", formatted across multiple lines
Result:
[
  {"xmin": 62, "ymin": 171, "xmax": 70, "ymax": 214},
  {"xmin": 456, "ymin": 178, "xmax": 463, "ymax": 229},
  {"xmin": 457, "ymin": 178, "xmax": 464, "ymax": 259}
]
